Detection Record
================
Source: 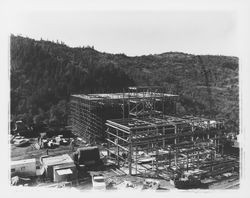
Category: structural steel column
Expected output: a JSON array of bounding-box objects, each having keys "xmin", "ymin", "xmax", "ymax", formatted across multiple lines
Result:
[
  {"xmin": 169, "ymin": 146, "xmax": 171, "ymax": 168},
  {"xmin": 156, "ymin": 144, "xmax": 159, "ymax": 173},
  {"xmin": 128, "ymin": 131, "xmax": 133, "ymax": 175},
  {"xmin": 163, "ymin": 127, "xmax": 166, "ymax": 148},
  {"xmin": 135, "ymin": 145, "xmax": 138, "ymax": 175},
  {"xmin": 191, "ymin": 126, "xmax": 194, "ymax": 141},
  {"xmin": 197, "ymin": 151, "xmax": 200, "ymax": 169},
  {"xmin": 174, "ymin": 125, "xmax": 178, "ymax": 167},
  {"xmin": 107, "ymin": 129, "xmax": 110, "ymax": 158},
  {"xmin": 174, "ymin": 125, "xmax": 177, "ymax": 144}
]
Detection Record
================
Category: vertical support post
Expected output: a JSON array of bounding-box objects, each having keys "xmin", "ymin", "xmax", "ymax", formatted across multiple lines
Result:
[
  {"xmin": 174, "ymin": 125, "xmax": 177, "ymax": 145},
  {"xmin": 222, "ymin": 143, "xmax": 224, "ymax": 156},
  {"xmin": 107, "ymin": 129, "xmax": 110, "ymax": 158},
  {"xmin": 153, "ymin": 99, "xmax": 156, "ymax": 117},
  {"xmin": 135, "ymin": 145, "xmax": 138, "ymax": 175},
  {"xmin": 213, "ymin": 135, "xmax": 217, "ymax": 158},
  {"xmin": 215, "ymin": 134, "xmax": 218, "ymax": 154},
  {"xmin": 174, "ymin": 98, "xmax": 177, "ymax": 115},
  {"xmin": 210, "ymin": 150, "xmax": 214, "ymax": 172},
  {"xmin": 155, "ymin": 127, "xmax": 159, "ymax": 174},
  {"xmin": 175, "ymin": 147, "xmax": 178, "ymax": 168},
  {"xmin": 147, "ymin": 129, "xmax": 149, "ymax": 154},
  {"xmin": 191, "ymin": 143, "xmax": 194, "ymax": 170},
  {"xmin": 162, "ymin": 93, "xmax": 165, "ymax": 118},
  {"xmin": 122, "ymin": 89, "xmax": 125, "ymax": 120},
  {"xmin": 117, "ymin": 146, "xmax": 120, "ymax": 167},
  {"xmin": 191, "ymin": 126, "xmax": 194, "ymax": 141},
  {"xmin": 116, "ymin": 129, "xmax": 119, "ymax": 166},
  {"xmin": 214, "ymin": 134, "xmax": 217, "ymax": 147},
  {"xmin": 163, "ymin": 127, "xmax": 166, "ymax": 148},
  {"xmin": 174, "ymin": 125, "xmax": 178, "ymax": 168},
  {"xmin": 136, "ymin": 101, "xmax": 138, "ymax": 118},
  {"xmin": 197, "ymin": 150, "xmax": 200, "ymax": 169},
  {"xmin": 169, "ymin": 146, "xmax": 171, "ymax": 169},
  {"xmin": 218, "ymin": 135, "xmax": 220, "ymax": 154},
  {"xmin": 129, "ymin": 131, "xmax": 133, "ymax": 175},
  {"xmin": 156, "ymin": 144, "xmax": 159, "ymax": 173}
]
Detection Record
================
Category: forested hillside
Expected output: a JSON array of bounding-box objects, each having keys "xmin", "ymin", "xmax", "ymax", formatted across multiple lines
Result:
[{"xmin": 10, "ymin": 35, "xmax": 239, "ymax": 131}]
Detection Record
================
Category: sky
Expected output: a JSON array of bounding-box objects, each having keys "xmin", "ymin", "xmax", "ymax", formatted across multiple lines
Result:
[{"xmin": 7, "ymin": 8, "xmax": 238, "ymax": 57}]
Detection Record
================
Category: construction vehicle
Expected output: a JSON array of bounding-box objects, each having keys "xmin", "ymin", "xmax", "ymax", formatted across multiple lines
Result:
[{"xmin": 172, "ymin": 173, "xmax": 208, "ymax": 189}]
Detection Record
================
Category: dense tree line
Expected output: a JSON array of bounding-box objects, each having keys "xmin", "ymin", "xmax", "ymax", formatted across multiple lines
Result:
[
  {"xmin": 10, "ymin": 35, "xmax": 239, "ymax": 132},
  {"xmin": 10, "ymin": 35, "xmax": 135, "ymax": 127}
]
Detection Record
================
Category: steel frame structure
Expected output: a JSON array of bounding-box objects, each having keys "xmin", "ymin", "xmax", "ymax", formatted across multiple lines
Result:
[
  {"xmin": 70, "ymin": 86, "xmax": 178, "ymax": 143},
  {"xmin": 105, "ymin": 115, "xmax": 229, "ymax": 177},
  {"xmin": 70, "ymin": 86, "xmax": 238, "ymax": 180}
]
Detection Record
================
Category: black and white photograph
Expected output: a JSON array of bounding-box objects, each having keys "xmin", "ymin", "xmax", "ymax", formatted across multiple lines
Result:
[{"xmin": 1, "ymin": 0, "xmax": 250, "ymax": 196}]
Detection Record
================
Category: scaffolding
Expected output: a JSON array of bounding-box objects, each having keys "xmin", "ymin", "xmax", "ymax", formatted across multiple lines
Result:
[{"xmin": 70, "ymin": 86, "xmax": 178, "ymax": 143}]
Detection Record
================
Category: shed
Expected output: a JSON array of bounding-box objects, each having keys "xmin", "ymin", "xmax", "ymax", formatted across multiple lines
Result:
[
  {"xmin": 41, "ymin": 154, "xmax": 74, "ymax": 180},
  {"xmin": 53, "ymin": 163, "xmax": 77, "ymax": 183},
  {"xmin": 11, "ymin": 158, "xmax": 36, "ymax": 177}
]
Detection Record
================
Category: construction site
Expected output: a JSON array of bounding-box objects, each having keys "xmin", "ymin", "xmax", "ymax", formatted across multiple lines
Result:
[
  {"xmin": 69, "ymin": 86, "xmax": 240, "ymax": 190},
  {"xmin": 9, "ymin": 86, "xmax": 240, "ymax": 190}
]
